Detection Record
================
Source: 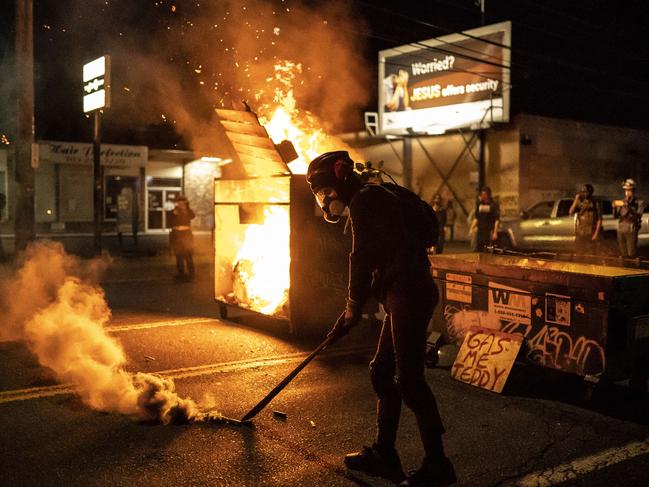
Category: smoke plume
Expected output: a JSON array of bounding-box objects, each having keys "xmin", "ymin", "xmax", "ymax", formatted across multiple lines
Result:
[
  {"xmin": 0, "ymin": 241, "xmax": 219, "ymax": 424},
  {"xmin": 46, "ymin": 0, "xmax": 371, "ymax": 154}
]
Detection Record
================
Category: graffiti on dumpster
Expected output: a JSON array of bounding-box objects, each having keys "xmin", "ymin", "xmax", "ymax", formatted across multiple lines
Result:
[
  {"xmin": 443, "ymin": 303, "xmax": 606, "ymax": 376},
  {"xmin": 451, "ymin": 326, "xmax": 523, "ymax": 393},
  {"xmin": 525, "ymin": 324, "xmax": 605, "ymax": 375},
  {"xmin": 444, "ymin": 304, "xmax": 502, "ymax": 342}
]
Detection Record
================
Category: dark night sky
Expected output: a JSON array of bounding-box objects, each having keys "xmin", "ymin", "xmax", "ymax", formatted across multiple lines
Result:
[{"xmin": 2, "ymin": 0, "xmax": 649, "ymax": 151}]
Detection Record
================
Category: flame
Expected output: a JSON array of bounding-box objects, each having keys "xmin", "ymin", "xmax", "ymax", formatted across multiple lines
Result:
[
  {"xmin": 257, "ymin": 61, "xmax": 361, "ymax": 174},
  {"xmin": 228, "ymin": 61, "xmax": 361, "ymax": 316},
  {"xmin": 232, "ymin": 205, "xmax": 290, "ymax": 316}
]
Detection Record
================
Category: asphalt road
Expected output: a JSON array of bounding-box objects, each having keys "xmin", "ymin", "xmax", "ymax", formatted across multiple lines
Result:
[{"xmin": 1, "ymin": 254, "xmax": 649, "ymax": 486}]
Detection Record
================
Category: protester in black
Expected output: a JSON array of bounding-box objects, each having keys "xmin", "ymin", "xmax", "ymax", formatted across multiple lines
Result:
[
  {"xmin": 469, "ymin": 186, "xmax": 500, "ymax": 251},
  {"xmin": 306, "ymin": 151, "xmax": 455, "ymax": 487},
  {"xmin": 569, "ymin": 184, "xmax": 602, "ymax": 256},
  {"xmin": 169, "ymin": 195, "xmax": 195, "ymax": 282}
]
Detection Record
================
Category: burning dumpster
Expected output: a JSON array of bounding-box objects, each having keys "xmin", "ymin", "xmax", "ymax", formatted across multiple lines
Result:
[
  {"xmin": 430, "ymin": 253, "xmax": 649, "ymax": 381},
  {"xmin": 213, "ymin": 108, "xmax": 351, "ymax": 336}
]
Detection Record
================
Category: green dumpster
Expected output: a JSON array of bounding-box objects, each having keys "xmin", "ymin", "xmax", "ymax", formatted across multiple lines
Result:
[{"xmin": 430, "ymin": 253, "xmax": 649, "ymax": 380}]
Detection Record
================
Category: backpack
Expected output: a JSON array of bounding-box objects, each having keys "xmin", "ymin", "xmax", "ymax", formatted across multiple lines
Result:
[{"xmin": 380, "ymin": 183, "xmax": 439, "ymax": 249}]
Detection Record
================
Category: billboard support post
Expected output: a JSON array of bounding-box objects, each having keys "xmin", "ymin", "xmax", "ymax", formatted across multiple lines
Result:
[
  {"xmin": 403, "ymin": 137, "xmax": 413, "ymax": 191},
  {"xmin": 478, "ymin": 128, "xmax": 486, "ymax": 190}
]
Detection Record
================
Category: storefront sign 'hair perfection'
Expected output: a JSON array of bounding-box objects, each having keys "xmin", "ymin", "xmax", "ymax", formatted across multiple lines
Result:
[{"xmin": 38, "ymin": 141, "xmax": 148, "ymax": 167}]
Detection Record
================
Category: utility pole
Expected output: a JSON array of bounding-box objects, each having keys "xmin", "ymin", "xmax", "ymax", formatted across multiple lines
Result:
[
  {"xmin": 93, "ymin": 111, "xmax": 102, "ymax": 255},
  {"xmin": 14, "ymin": 0, "xmax": 36, "ymax": 252}
]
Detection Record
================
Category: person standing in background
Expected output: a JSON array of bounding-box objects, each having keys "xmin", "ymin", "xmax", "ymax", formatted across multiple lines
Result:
[
  {"xmin": 445, "ymin": 199, "xmax": 456, "ymax": 242},
  {"xmin": 431, "ymin": 194, "xmax": 447, "ymax": 254},
  {"xmin": 469, "ymin": 187, "xmax": 500, "ymax": 252},
  {"xmin": 169, "ymin": 195, "xmax": 195, "ymax": 282},
  {"xmin": 569, "ymin": 183, "xmax": 602, "ymax": 256},
  {"xmin": 614, "ymin": 179, "xmax": 643, "ymax": 258}
]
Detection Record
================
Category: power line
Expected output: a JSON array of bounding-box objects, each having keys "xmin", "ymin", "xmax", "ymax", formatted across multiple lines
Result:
[{"xmin": 358, "ymin": 1, "xmax": 649, "ymax": 93}]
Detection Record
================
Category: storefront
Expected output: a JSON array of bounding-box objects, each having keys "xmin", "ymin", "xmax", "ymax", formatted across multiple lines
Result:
[{"xmin": 0, "ymin": 141, "xmax": 226, "ymax": 256}]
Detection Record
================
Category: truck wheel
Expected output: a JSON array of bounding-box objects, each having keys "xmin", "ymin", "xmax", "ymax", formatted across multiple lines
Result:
[{"xmin": 218, "ymin": 303, "xmax": 228, "ymax": 319}]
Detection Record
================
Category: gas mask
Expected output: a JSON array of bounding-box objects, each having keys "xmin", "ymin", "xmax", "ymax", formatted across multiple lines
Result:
[{"xmin": 315, "ymin": 187, "xmax": 346, "ymax": 223}]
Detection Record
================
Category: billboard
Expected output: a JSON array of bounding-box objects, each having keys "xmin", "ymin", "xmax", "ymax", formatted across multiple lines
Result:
[{"xmin": 379, "ymin": 21, "xmax": 511, "ymax": 135}]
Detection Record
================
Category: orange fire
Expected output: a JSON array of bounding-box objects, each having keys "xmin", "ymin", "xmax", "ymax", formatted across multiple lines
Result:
[
  {"xmin": 230, "ymin": 61, "xmax": 359, "ymax": 316},
  {"xmin": 258, "ymin": 61, "xmax": 361, "ymax": 174},
  {"xmin": 232, "ymin": 205, "xmax": 290, "ymax": 317}
]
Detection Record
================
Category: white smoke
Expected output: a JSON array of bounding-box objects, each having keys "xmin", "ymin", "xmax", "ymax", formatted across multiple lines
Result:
[{"xmin": 0, "ymin": 241, "xmax": 220, "ymax": 424}]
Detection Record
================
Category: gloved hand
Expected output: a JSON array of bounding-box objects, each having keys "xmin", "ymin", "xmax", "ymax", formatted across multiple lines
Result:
[
  {"xmin": 327, "ymin": 312, "xmax": 351, "ymax": 341},
  {"xmin": 327, "ymin": 303, "xmax": 362, "ymax": 341}
]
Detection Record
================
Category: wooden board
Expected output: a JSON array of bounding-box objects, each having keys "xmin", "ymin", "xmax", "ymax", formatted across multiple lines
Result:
[
  {"xmin": 215, "ymin": 108, "xmax": 260, "ymax": 125},
  {"xmin": 237, "ymin": 153, "xmax": 289, "ymax": 178},
  {"xmin": 230, "ymin": 140, "xmax": 284, "ymax": 163},
  {"xmin": 451, "ymin": 326, "xmax": 523, "ymax": 393},
  {"xmin": 221, "ymin": 120, "xmax": 269, "ymax": 137},
  {"xmin": 225, "ymin": 131, "xmax": 277, "ymax": 151}
]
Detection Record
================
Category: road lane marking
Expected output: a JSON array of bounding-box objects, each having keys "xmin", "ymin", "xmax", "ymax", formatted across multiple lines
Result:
[
  {"xmin": 105, "ymin": 317, "xmax": 218, "ymax": 332},
  {"xmin": 0, "ymin": 318, "xmax": 220, "ymax": 343},
  {"xmin": 0, "ymin": 345, "xmax": 373, "ymax": 405},
  {"xmin": 515, "ymin": 438, "xmax": 649, "ymax": 486}
]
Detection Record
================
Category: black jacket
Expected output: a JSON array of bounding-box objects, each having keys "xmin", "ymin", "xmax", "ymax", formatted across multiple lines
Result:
[{"xmin": 348, "ymin": 184, "xmax": 431, "ymax": 308}]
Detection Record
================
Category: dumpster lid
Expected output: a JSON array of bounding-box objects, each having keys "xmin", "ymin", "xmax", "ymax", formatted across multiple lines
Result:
[{"xmin": 432, "ymin": 253, "xmax": 649, "ymax": 278}]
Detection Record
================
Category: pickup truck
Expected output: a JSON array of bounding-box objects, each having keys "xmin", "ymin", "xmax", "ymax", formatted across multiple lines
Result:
[{"xmin": 498, "ymin": 197, "xmax": 649, "ymax": 252}]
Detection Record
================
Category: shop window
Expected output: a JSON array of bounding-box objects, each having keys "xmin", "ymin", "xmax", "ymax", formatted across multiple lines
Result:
[
  {"xmin": 147, "ymin": 188, "xmax": 181, "ymax": 231},
  {"xmin": 105, "ymin": 175, "xmax": 139, "ymax": 221},
  {"xmin": 59, "ymin": 165, "xmax": 93, "ymax": 221}
]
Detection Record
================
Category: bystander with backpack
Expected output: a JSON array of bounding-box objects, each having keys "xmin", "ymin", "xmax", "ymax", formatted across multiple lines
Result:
[{"xmin": 306, "ymin": 151, "xmax": 455, "ymax": 487}]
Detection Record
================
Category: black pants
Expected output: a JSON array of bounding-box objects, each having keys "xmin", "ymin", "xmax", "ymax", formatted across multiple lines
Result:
[
  {"xmin": 171, "ymin": 230, "xmax": 195, "ymax": 277},
  {"xmin": 574, "ymin": 233, "xmax": 597, "ymax": 256},
  {"xmin": 370, "ymin": 275, "xmax": 445, "ymax": 459}
]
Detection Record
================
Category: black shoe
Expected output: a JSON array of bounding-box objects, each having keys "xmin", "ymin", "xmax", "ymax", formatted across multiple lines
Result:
[
  {"xmin": 173, "ymin": 274, "xmax": 186, "ymax": 283},
  {"xmin": 400, "ymin": 457, "xmax": 456, "ymax": 487},
  {"xmin": 344, "ymin": 444, "xmax": 406, "ymax": 483}
]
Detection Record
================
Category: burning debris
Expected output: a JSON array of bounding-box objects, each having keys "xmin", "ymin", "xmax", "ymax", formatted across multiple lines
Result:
[{"xmin": 0, "ymin": 241, "xmax": 223, "ymax": 425}]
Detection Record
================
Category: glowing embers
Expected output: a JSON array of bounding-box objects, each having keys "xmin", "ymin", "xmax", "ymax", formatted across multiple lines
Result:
[
  {"xmin": 230, "ymin": 205, "xmax": 290, "ymax": 317},
  {"xmin": 257, "ymin": 61, "xmax": 360, "ymax": 175}
]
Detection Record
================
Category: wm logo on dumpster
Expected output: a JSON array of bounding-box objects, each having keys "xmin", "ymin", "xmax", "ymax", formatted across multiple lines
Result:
[{"xmin": 488, "ymin": 282, "xmax": 531, "ymax": 325}]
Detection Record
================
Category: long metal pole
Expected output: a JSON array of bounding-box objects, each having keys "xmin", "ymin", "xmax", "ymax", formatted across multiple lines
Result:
[
  {"xmin": 240, "ymin": 334, "xmax": 336, "ymax": 422},
  {"xmin": 14, "ymin": 0, "xmax": 35, "ymax": 252},
  {"xmin": 93, "ymin": 111, "xmax": 102, "ymax": 254}
]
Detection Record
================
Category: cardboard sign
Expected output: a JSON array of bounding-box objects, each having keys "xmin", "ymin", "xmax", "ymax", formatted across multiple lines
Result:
[{"xmin": 451, "ymin": 326, "xmax": 523, "ymax": 393}]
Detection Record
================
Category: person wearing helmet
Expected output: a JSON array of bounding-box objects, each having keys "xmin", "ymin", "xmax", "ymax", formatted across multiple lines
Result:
[
  {"xmin": 306, "ymin": 151, "xmax": 455, "ymax": 487},
  {"xmin": 431, "ymin": 194, "xmax": 447, "ymax": 254},
  {"xmin": 569, "ymin": 183, "xmax": 602, "ymax": 256},
  {"xmin": 614, "ymin": 179, "xmax": 643, "ymax": 258}
]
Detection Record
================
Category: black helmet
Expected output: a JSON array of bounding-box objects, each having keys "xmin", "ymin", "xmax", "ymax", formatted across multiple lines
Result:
[{"xmin": 306, "ymin": 151, "xmax": 355, "ymax": 193}]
